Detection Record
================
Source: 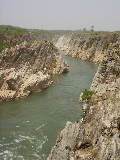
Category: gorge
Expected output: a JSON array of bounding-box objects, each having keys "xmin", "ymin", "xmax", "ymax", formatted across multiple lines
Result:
[
  {"xmin": 0, "ymin": 27, "xmax": 120, "ymax": 160},
  {"xmin": 48, "ymin": 32, "xmax": 120, "ymax": 160},
  {"xmin": 0, "ymin": 50, "xmax": 98, "ymax": 159}
]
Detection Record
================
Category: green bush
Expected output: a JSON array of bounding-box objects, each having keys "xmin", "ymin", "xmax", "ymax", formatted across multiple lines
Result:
[
  {"xmin": 0, "ymin": 25, "xmax": 30, "ymax": 52},
  {"xmin": 81, "ymin": 89, "xmax": 97, "ymax": 101},
  {"xmin": 117, "ymin": 52, "xmax": 120, "ymax": 56},
  {"xmin": 0, "ymin": 25, "xmax": 28, "ymax": 34},
  {"xmin": 0, "ymin": 38, "xmax": 14, "ymax": 52},
  {"xmin": 103, "ymin": 43, "xmax": 110, "ymax": 49}
]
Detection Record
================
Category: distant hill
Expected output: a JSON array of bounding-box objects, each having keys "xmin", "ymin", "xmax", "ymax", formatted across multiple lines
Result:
[{"xmin": 0, "ymin": 25, "xmax": 34, "ymax": 52}]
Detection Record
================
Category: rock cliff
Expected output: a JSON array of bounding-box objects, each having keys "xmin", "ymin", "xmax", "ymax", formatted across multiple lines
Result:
[
  {"xmin": 48, "ymin": 33, "xmax": 120, "ymax": 160},
  {"xmin": 0, "ymin": 40, "xmax": 68, "ymax": 101},
  {"xmin": 56, "ymin": 33, "xmax": 119, "ymax": 62}
]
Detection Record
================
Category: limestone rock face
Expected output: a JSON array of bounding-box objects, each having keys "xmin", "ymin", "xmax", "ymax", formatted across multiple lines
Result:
[
  {"xmin": 48, "ymin": 34, "xmax": 120, "ymax": 160},
  {"xmin": 55, "ymin": 33, "xmax": 120, "ymax": 63},
  {"xmin": 0, "ymin": 40, "xmax": 68, "ymax": 101},
  {"xmin": 47, "ymin": 121, "xmax": 81, "ymax": 160}
]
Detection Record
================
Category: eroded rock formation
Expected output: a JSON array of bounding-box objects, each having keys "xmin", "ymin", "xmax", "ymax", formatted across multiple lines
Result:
[
  {"xmin": 48, "ymin": 33, "xmax": 120, "ymax": 160},
  {"xmin": 0, "ymin": 40, "xmax": 68, "ymax": 101},
  {"xmin": 56, "ymin": 33, "xmax": 119, "ymax": 62}
]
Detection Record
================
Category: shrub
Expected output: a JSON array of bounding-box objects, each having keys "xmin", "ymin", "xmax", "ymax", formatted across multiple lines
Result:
[
  {"xmin": 81, "ymin": 89, "xmax": 97, "ymax": 101},
  {"xmin": 117, "ymin": 52, "xmax": 120, "ymax": 56},
  {"xmin": 103, "ymin": 43, "xmax": 110, "ymax": 49}
]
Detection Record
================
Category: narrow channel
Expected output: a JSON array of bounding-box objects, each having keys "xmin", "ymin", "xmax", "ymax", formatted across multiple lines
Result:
[{"xmin": 0, "ymin": 50, "xmax": 98, "ymax": 159}]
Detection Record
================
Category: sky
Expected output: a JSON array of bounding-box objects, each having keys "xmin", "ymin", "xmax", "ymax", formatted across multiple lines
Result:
[{"xmin": 0, "ymin": 0, "xmax": 120, "ymax": 31}]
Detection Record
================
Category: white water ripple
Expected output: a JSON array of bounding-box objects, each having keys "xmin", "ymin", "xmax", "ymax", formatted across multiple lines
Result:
[{"xmin": 0, "ymin": 125, "xmax": 48, "ymax": 160}]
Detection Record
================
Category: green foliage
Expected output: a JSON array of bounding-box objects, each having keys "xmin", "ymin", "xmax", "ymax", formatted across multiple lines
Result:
[
  {"xmin": 0, "ymin": 38, "xmax": 14, "ymax": 52},
  {"xmin": 0, "ymin": 25, "xmax": 29, "ymax": 34},
  {"xmin": 116, "ymin": 47, "xmax": 120, "ymax": 56},
  {"xmin": 0, "ymin": 25, "xmax": 31, "ymax": 52},
  {"xmin": 90, "ymin": 29, "xmax": 94, "ymax": 32},
  {"xmin": 90, "ymin": 26, "xmax": 94, "ymax": 32},
  {"xmin": 103, "ymin": 43, "xmax": 110, "ymax": 49},
  {"xmin": 83, "ymin": 28, "xmax": 86, "ymax": 31},
  {"xmin": 91, "ymin": 26, "xmax": 94, "ymax": 29},
  {"xmin": 81, "ymin": 89, "xmax": 97, "ymax": 101},
  {"xmin": 117, "ymin": 52, "xmax": 120, "ymax": 56}
]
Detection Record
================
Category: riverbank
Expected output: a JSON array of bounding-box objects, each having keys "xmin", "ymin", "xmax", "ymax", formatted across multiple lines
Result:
[
  {"xmin": 48, "ymin": 33, "xmax": 120, "ymax": 160},
  {"xmin": 0, "ymin": 40, "xmax": 68, "ymax": 101}
]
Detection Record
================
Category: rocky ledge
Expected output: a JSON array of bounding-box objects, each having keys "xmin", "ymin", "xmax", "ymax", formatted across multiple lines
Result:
[
  {"xmin": 48, "ymin": 34, "xmax": 120, "ymax": 160},
  {"xmin": 0, "ymin": 40, "xmax": 68, "ymax": 101}
]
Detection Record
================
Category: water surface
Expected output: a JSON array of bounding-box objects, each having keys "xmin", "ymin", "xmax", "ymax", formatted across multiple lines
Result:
[{"xmin": 0, "ymin": 50, "xmax": 98, "ymax": 159}]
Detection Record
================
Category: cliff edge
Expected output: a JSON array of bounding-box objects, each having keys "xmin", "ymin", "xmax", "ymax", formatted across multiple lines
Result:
[
  {"xmin": 56, "ymin": 33, "xmax": 119, "ymax": 62},
  {"xmin": 48, "ymin": 33, "xmax": 120, "ymax": 160},
  {"xmin": 0, "ymin": 40, "xmax": 68, "ymax": 101}
]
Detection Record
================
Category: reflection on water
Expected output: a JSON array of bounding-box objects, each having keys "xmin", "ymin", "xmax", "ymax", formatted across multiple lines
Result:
[{"xmin": 0, "ymin": 50, "xmax": 98, "ymax": 159}]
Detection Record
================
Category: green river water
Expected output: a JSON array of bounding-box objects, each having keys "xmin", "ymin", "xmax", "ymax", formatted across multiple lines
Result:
[{"xmin": 0, "ymin": 50, "xmax": 98, "ymax": 160}]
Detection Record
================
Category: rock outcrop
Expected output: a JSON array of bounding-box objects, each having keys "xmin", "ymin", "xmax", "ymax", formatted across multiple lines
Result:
[
  {"xmin": 0, "ymin": 40, "xmax": 68, "ymax": 101},
  {"xmin": 56, "ymin": 33, "xmax": 119, "ymax": 62},
  {"xmin": 48, "ymin": 33, "xmax": 120, "ymax": 160}
]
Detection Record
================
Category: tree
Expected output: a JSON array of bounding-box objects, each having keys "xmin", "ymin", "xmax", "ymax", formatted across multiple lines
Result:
[
  {"xmin": 90, "ymin": 26, "xmax": 94, "ymax": 32},
  {"xmin": 83, "ymin": 28, "xmax": 86, "ymax": 32}
]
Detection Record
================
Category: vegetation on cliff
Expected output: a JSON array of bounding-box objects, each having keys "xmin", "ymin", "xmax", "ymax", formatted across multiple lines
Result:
[
  {"xmin": 81, "ymin": 89, "xmax": 97, "ymax": 102},
  {"xmin": 0, "ymin": 25, "xmax": 72, "ymax": 52},
  {"xmin": 0, "ymin": 25, "xmax": 31, "ymax": 52}
]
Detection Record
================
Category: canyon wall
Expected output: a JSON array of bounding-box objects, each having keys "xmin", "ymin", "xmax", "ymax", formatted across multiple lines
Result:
[
  {"xmin": 56, "ymin": 33, "xmax": 119, "ymax": 62},
  {"xmin": 0, "ymin": 40, "xmax": 68, "ymax": 101},
  {"xmin": 48, "ymin": 33, "xmax": 120, "ymax": 160}
]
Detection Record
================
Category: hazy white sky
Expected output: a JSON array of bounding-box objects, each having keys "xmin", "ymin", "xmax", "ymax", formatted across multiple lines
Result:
[{"xmin": 0, "ymin": 0, "xmax": 120, "ymax": 31}]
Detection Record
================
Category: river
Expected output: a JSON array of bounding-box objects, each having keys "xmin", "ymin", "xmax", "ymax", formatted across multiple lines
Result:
[{"xmin": 0, "ymin": 50, "xmax": 98, "ymax": 160}]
